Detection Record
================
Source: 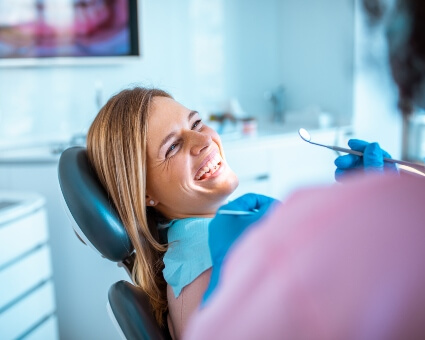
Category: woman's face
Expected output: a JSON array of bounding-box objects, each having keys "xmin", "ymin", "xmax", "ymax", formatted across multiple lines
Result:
[{"xmin": 146, "ymin": 96, "xmax": 239, "ymax": 219}]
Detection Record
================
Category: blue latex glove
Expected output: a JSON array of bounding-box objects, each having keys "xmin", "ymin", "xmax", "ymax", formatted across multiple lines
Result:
[
  {"xmin": 334, "ymin": 139, "xmax": 398, "ymax": 182},
  {"xmin": 202, "ymin": 193, "xmax": 278, "ymax": 305}
]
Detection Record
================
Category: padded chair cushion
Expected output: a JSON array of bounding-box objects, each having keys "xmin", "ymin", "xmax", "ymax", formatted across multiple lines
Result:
[
  {"xmin": 58, "ymin": 146, "xmax": 133, "ymax": 262},
  {"xmin": 109, "ymin": 280, "xmax": 172, "ymax": 340}
]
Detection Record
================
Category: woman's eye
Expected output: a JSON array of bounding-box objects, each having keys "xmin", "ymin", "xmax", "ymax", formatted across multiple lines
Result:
[
  {"xmin": 192, "ymin": 119, "xmax": 202, "ymax": 130},
  {"xmin": 165, "ymin": 143, "xmax": 179, "ymax": 158}
]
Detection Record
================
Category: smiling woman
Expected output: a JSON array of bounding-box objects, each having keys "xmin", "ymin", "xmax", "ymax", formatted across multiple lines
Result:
[
  {"xmin": 146, "ymin": 96, "xmax": 238, "ymax": 220},
  {"xmin": 86, "ymin": 86, "xmax": 239, "ymax": 338}
]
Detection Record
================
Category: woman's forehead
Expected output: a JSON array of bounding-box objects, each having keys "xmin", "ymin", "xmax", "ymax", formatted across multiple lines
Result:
[{"xmin": 150, "ymin": 96, "xmax": 187, "ymax": 120}]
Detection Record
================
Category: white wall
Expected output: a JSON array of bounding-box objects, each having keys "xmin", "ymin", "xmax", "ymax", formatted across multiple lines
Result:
[
  {"xmin": 0, "ymin": 0, "xmax": 355, "ymax": 147},
  {"xmin": 0, "ymin": 0, "xmax": 278, "ymax": 146},
  {"xmin": 222, "ymin": 0, "xmax": 282, "ymax": 117},
  {"xmin": 278, "ymin": 0, "xmax": 354, "ymax": 125},
  {"xmin": 0, "ymin": 0, "xmax": 218, "ymax": 146}
]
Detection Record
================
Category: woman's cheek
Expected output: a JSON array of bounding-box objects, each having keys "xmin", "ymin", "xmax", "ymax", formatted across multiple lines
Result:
[{"xmin": 172, "ymin": 156, "xmax": 191, "ymax": 181}]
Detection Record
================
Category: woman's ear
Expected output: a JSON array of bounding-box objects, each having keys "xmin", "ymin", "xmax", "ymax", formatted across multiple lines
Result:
[{"xmin": 145, "ymin": 195, "xmax": 158, "ymax": 207}]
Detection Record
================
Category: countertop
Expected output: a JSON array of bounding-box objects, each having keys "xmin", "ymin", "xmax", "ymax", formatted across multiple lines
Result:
[{"xmin": 0, "ymin": 191, "xmax": 45, "ymax": 225}]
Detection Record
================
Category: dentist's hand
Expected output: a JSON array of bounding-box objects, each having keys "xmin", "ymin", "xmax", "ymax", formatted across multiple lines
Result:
[
  {"xmin": 334, "ymin": 139, "xmax": 398, "ymax": 182},
  {"xmin": 202, "ymin": 193, "xmax": 278, "ymax": 305}
]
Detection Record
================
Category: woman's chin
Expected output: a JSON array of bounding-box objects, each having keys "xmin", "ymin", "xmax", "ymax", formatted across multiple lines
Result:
[
  {"xmin": 227, "ymin": 172, "xmax": 239, "ymax": 192},
  {"xmin": 216, "ymin": 174, "xmax": 239, "ymax": 200}
]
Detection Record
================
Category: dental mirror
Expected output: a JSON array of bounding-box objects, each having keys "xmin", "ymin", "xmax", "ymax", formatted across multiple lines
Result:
[
  {"xmin": 298, "ymin": 128, "xmax": 425, "ymax": 172},
  {"xmin": 298, "ymin": 128, "xmax": 312, "ymax": 142}
]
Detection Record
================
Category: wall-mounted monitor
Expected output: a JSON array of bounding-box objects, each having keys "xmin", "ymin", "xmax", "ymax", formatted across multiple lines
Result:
[{"xmin": 0, "ymin": 0, "xmax": 140, "ymax": 67}]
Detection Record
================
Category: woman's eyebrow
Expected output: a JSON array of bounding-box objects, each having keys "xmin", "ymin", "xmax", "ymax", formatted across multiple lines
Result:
[
  {"xmin": 158, "ymin": 110, "xmax": 199, "ymax": 153},
  {"xmin": 188, "ymin": 110, "xmax": 198, "ymax": 120}
]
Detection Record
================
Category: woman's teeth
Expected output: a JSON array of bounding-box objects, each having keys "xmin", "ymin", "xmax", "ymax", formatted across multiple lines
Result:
[{"xmin": 195, "ymin": 154, "xmax": 222, "ymax": 180}]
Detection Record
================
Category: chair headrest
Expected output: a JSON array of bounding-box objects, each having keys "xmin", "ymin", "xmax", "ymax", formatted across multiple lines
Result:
[{"xmin": 58, "ymin": 146, "xmax": 134, "ymax": 262}]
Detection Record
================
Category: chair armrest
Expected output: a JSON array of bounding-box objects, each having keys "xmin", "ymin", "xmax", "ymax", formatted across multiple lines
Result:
[{"xmin": 108, "ymin": 280, "xmax": 171, "ymax": 340}]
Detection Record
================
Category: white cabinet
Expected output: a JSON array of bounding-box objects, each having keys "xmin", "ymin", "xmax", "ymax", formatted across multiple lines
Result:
[
  {"xmin": 0, "ymin": 192, "xmax": 59, "ymax": 340},
  {"xmin": 0, "ymin": 160, "xmax": 128, "ymax": 340},
  {"xmin": 268, "ymin": 129, "xmax": 339, "ymax": 199},
  {"xmin": 225, "ymin": 139, "xmax": 273, "ymax": 200}
]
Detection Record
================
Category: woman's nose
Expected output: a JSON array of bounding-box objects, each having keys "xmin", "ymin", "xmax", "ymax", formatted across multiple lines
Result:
[{"xmin": 189, "ymin": 131, "xmax": 212, "ymax": 155}]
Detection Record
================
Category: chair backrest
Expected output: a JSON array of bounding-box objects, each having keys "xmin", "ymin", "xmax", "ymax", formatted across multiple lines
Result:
[
  {"xmin": 58, "ymin": 146, "xmax": 171, "ymax": 340},
  {"xmin": 58, "ymin": 146, "xmax": 133, "ymax": 264}
]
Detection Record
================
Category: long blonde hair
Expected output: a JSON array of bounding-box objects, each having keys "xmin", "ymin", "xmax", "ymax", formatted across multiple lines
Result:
[{"xmin": 87, "ymin": 86, "xmax": 172, "ymax": 325}]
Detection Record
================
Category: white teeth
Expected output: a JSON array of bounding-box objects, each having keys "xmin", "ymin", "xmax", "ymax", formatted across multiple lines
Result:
[{"xmin": 195, "ymin": 153, "xmax": 223, "ymax": 180}]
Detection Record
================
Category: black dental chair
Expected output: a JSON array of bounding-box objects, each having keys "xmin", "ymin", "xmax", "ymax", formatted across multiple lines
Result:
[{"xmin": 58, "ymin": 146, "xmax": 172, "ymax": 340}]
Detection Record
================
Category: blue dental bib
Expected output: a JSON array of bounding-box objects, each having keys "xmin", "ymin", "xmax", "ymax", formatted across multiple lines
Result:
[{"xmin": 162, "ymin": 217, "xmax": 212, "ymax": 298}]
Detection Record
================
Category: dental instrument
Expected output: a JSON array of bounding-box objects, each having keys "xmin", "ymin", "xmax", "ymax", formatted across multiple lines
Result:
[
  {"xmin": 298, "ymin": 128, "xmax": 425, "ymax": 172},
  {"xmin": 217, "ymin": 209, "xmax": 259, "ymax": 216}
]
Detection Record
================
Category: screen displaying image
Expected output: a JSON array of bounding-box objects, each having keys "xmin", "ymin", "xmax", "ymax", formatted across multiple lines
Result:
[{"xmin": 0, "ymin": 0, "xmax": 139, "ymax": 59}]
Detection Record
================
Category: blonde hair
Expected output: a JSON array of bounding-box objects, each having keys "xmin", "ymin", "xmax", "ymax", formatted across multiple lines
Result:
[{"xmin": 87, "ymin": 86, "xmax": 172, "ymax": 325}]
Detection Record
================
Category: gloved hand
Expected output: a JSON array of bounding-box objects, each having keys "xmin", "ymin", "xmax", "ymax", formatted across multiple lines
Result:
[
  {"xmin": 202, "ymin": 193, "xmax": 278, "ymax": 305},
  {"xmin": 334, "ymin": 139, "xmax": 398, "ymax": 182}
]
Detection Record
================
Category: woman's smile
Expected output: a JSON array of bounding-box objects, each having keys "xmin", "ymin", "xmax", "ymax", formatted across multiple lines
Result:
[{"xmin": 195, "ymin": 152, "xmax": 223, "ymax": 180}]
